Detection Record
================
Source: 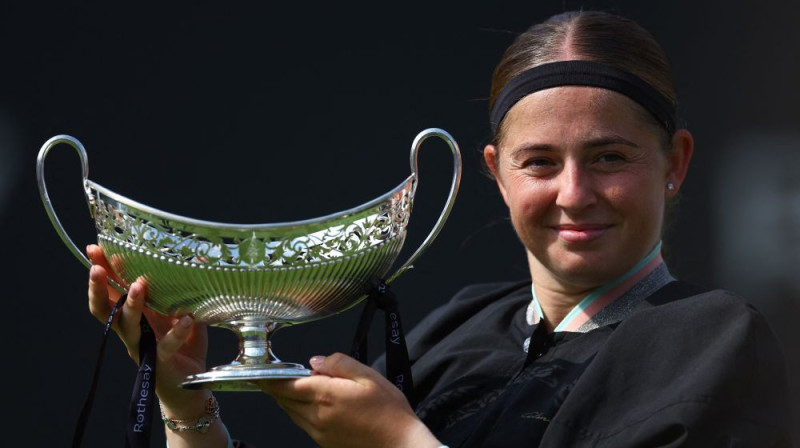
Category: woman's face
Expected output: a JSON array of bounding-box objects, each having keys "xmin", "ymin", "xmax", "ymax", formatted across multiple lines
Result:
[{"xmin": 485, "ymin": 86, "xmax": 692, "ymax": 291}]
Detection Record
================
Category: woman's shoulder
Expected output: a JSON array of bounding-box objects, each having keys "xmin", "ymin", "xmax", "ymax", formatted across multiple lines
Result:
[
  {"xmin": 371, "ymin": 279, "xmax": 531, "ymax": 376},
  {"xmin": 549, "ymin": 282, "xmax": 793, "ymax": 445},
  {"xmin": 412, "ymin": 279, "xmax": 532, "ymax": 333},
  {"xmin": 619, "ymin": 281, "xmax": 786, "ymax": 375},
  {"xmin": 449, "ymin": 279, "xmax": 533, "ymax": 304},
  {"xmin": 403, "ymin": 279, "xmax": 532, "ymax": 356},
  {"xmin": 634, "ymin": 280, "xmax": 771, "ymax": 329}
]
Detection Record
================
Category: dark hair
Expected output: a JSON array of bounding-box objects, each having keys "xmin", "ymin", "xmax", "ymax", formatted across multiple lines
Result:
[
  {"xmin": 489, "ymin": 10, "xmax": 676, "ymax": 145},
  {"xmin": 484, "ymin": 10, "xmax": 683, "ymax": 239}
]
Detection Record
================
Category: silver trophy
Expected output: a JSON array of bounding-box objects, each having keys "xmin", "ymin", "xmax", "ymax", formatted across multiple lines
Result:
[{"xmin": 37, "ymin": 129, "xmax": 461, "ymax": 391}]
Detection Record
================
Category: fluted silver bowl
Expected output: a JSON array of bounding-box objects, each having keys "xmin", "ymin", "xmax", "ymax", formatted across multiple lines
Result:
[{"xmin": 37, "ymin": 129, "xmax": 461, "ymax": 391}]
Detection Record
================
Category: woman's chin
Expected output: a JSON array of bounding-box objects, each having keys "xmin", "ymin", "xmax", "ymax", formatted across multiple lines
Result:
[{"xmin": 541, "ymin": 251, "xmax": 629, "ymax": 288}]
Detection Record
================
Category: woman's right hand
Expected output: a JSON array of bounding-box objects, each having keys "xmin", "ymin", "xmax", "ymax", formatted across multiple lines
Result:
[{"xmin": 86, "ymin": 244, "xmax": 212, "ymax": 417}]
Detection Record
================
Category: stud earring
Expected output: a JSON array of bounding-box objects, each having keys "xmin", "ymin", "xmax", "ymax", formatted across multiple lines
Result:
[{"xmin": 667, "ymin": 183, "xmax": 675, "ymax": 191}]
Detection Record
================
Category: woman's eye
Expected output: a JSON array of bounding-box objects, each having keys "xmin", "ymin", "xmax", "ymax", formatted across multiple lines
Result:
[
  {"xmin": 597, "ymin": 153, "xmax": 625, "ymax": 163},
  {"xmin": 526, "ymin": 158, "xmax": 555, "ymax": 167}
]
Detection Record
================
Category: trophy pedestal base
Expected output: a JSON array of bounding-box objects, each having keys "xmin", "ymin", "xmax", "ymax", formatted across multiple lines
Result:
[{"xmin": 180, "ymin": 363, "xmax": 312, "ymax": 391}]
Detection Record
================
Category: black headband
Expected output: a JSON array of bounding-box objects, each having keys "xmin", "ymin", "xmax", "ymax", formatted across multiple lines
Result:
[{"xmin": 489, "ymin": 60, "xmax": 677, "ymax": 136}]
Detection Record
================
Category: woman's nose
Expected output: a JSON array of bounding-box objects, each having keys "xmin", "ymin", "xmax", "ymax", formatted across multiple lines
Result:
[{"xmin": 555, "ymin": 163, "xmax": 597, "ymax": 211}]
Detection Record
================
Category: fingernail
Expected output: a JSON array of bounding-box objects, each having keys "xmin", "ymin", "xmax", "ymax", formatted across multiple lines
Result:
[
  {"xmin": 178, "ymin": 315, "xmax": 193, "ymax": 328},
  {"xmin": 128, "ymin": 282, "xmax": 140, "ymax": 297},
  {"xmin": 309, "ymin": 356, "xmax": 326, "ymax": 370}
]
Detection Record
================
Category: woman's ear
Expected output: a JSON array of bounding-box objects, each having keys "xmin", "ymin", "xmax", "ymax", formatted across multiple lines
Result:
[
  {"xmin": 665, "ymin": 129, "xmax": 694, "ymax": 197},
  {"xmin": 484, "ymin": 144, "xmax": 510, "ymax": 206}
]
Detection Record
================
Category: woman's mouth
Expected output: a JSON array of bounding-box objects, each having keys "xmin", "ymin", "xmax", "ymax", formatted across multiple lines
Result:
[{"xmin": 555, "ymin": 224, "xmax": 612, "ymax": 243}]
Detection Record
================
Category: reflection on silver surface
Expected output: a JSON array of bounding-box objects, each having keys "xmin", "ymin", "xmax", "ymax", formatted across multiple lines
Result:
[{"xmin": 37, "ymin": 129, "xmax": 461, "ymax": 390}]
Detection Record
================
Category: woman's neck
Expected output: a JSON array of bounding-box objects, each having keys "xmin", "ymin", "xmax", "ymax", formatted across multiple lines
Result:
[
  {"xmin": 529, "ymin": 276, "xmax": 593, "ymax": 332},
  {"xmin": 527, "ymin": 242, "xmax": 664, "ymax": 332}
]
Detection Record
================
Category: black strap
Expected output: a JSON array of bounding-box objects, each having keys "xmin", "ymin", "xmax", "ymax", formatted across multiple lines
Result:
[
  {"xmin": 351, "ymin": 281, "xmax": 415, "ymax": 406},
  {"xmin": 72, "ymin": 293, "xmax": 128, "ymax": 447},
  {"xmin": 125, "ymin": 319, "xmax": 157, "ymax": 447},
  {"xmin": 72, "ymin": 292, "xmax": 158, "ymax": 448},
  {"xmin": 350, "ymin": 295, "xmax": 377, "ymax": 363}
]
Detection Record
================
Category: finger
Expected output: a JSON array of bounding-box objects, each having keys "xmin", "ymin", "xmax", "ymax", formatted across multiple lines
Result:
[
  {"xmin": 86, "ymin": 244, "xmax": 114, "ymax": 278},
  {"xmin": 116, "ymin": 279, "xmax": 146, "ymax": 357},
  {"xmin": 157, "ymin": 315, "xmax": 194, "ymax": 362},
  {"xmin": 86, "ymin": 244, "xmax": 126, "ymax": 292},
  {"xmin": 265, "ymin": 372, "xmax": 376, "ymax": 409},
  {"xmin": 86, "ymin": 244, "xmax": 125, "ymax": 302},
  {"xmin": 88, "ymin": 264, "xmax": 113, "ymax": 323},
  {"xmin": 86, "ymin": 243, "xmax": 104, "ymax": 263},
  {"xmin": 260, "ymin": 375, "xmax": 354, "ymax": 405},
  {"xmin": 259, "ymin": 378, "xmax": 315, "ymax": 403},
  {"xmin": 259, "ymin": 354, "xmax": 375, "ymax": 401},
  {"xmin": 310, "ymin": 352, "xmax": 376, "ymax": 385}
]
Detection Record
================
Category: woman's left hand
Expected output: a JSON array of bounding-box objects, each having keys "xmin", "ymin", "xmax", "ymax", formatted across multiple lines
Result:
[{"xmin": 259, "ymin": 353, "xmax": 441, "ymax": 448}]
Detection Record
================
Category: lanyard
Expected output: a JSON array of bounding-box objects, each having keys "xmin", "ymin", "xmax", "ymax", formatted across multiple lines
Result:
[
  {"xmin": 350, "ymin": 280, "xmax": 415, "ymax": 406},
  {"xmin": 125, "ymin": 319, "xmax": 157, "ymax": 447},
  {"xmin": 528, "ymin": 242, "xmax": 664, "ymax": 332},
  {"xmin": 72, "ymin": 293, "xmax": 158, "ymax": 448}
]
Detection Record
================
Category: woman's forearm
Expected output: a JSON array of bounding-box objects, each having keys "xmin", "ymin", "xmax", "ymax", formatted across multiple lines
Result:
[
  {"xmin": 161, "ymin": 392, "xmax": 232, "ymax": 448},
  {"xmin": 164, "ymin": 418, "xmax": 232, "ymax": 448}
]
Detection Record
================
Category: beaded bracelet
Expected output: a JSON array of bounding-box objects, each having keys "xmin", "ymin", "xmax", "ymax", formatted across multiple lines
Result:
[{"xmin": 161, "ymin": 396, "xmax": 220, "ymax": 434}]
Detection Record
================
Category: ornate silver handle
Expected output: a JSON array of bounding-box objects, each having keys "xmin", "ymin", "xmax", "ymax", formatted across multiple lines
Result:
[
  {"xmin": 36, "ymin": 135, "xmax": 127, "ymax": 293},
  {"xmin": 385, "ymin": 127, "xmax": 462, "ymax": 285}
]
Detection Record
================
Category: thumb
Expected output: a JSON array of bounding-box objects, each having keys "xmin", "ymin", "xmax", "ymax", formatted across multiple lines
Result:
[
  {"xmin": 309, "ymin": 352, "xmax": 372, "ymax": 381},
  {"xmin": 158, "ymin": 315, "xmax": 194, "ymax": 361}
]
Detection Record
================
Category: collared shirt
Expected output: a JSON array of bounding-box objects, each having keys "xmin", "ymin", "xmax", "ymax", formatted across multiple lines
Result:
[{"xmin": 525, "ymin": 242, "xmax": 672, "ymax": 342}]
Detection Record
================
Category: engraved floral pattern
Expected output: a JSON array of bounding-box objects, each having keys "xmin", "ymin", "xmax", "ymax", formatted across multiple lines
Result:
[{"xmin": 92, "ymin": 186, "xmax": 412, "ymax": 268}]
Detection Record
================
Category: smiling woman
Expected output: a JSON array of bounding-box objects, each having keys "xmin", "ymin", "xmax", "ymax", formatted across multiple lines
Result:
[
  {"xmin": 379, "ymin": 10, "xmax": 792, "ymax": 447},
  {"xmin": 84, "ymin": 8, "xmax": 792, "ymax": 448},
  {"xmin": 485, "ymin": 86, "xmax": 692, "ymax": 314}
]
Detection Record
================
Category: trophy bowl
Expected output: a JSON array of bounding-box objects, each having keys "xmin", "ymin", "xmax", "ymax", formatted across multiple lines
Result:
[{"xmin": 37, "ymin": 128, "xmax": 461, "ymax": 391}]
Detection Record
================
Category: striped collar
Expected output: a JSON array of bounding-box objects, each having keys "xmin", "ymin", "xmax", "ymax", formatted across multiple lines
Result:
[{"xmin": 526, "ymin": 241, "xmax": 673, "ymax": 333}]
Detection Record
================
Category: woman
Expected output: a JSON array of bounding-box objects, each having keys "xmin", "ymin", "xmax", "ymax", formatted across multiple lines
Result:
[{"xmin": 87, "ymin": 9, "xmax": 793, "ymax": 447}]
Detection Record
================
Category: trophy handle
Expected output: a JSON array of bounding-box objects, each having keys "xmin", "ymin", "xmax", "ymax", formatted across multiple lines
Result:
[
  {"xmin": 36, "ymin": 135, "xmax": 126, "ymax": 293},
  {"xmin": 385, "ymin": 128, "xmax": 462, "ymax": 285}
]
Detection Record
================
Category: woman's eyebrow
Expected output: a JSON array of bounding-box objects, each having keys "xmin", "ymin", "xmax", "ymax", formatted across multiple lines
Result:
[
  {"xmin": 508, "ymin": 143, "xmax": 555, "ymax": 156},
  {"xmin": 584, "ymin": 134, "xmax": 640, "ymax": 149},
  {"xmin": 508, "ymin": 134, "xmax": 639, "ymax": 156}
]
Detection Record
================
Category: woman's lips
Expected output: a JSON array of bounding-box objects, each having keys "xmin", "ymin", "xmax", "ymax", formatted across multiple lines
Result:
[{"xmin": 555, "ymin": 224, "xmax": 611, "ymax": 243}]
